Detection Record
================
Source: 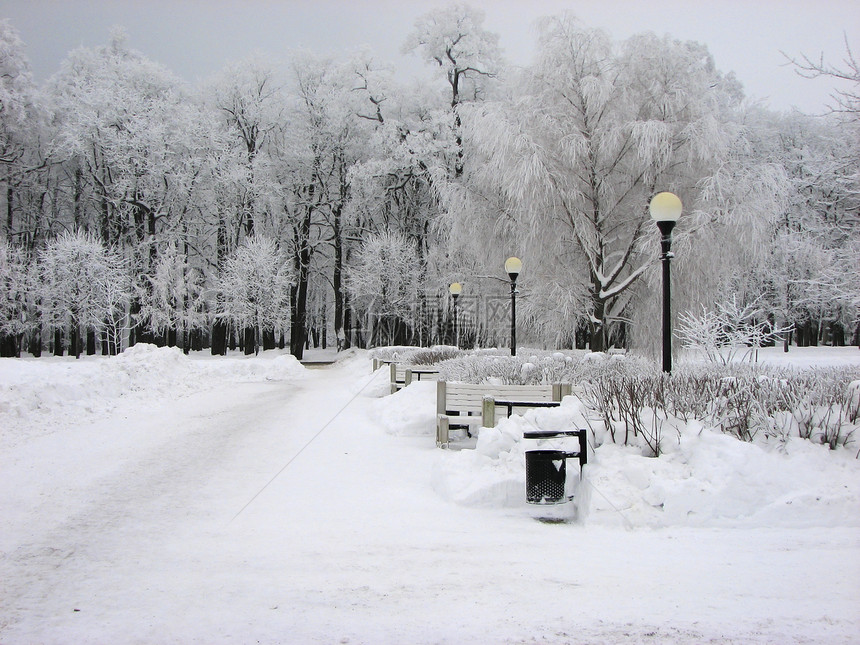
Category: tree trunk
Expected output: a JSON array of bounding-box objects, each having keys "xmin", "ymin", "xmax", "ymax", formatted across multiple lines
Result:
[
  {"xmin": 0, "ymin": 335, "xmax": 16, "ymax": 358},
  {"xmin": 6, "ymin": 184, "xmax": 13, "ymax": 237},
  {"xmin": 70, "ymin": 320, "xmax": 81, "ymax": 359},
  {"xmin": 244, "ymin": 326, "xmax": 255, "ymax": 355},
  {"xmin": 343, "ymin": 302, "xmax": 353, "ymax": 350},
  {"xmin": 211, "ymin": 321, "xmax": 228, "ymax": 356},
  {"xmin": 99, "ymin": 161, "xmax": 111, "ymax": 245},
  {"xmin": 333, "ymin": 204, "xmax": 346, "ymax": 352},
  {"xmin": 30, "ymin": 326, "xmax": 42, "ymax": 358},
  {"xmin": 289, "ymin": 196, "xmax": 314, "ymax": 360},
  {"xmin": 211, "ymin": 215, "xmax": 230, "ymax": 356},
  {"xmin": 73, "ymin": 167, "xmax": 83, "ymax": 229},
  {"xmin": 830, "ymin": 322, "xmax": 845, "ymax": 347},
  {"xmin": 589, "ymin": 292, "xmax": 607, "ymax": 352},
  {"xmin": 129, "ymin": 298, "xmax": 156, "ymax": 347},
  {"xmin": 290, "ymin": 275, "xmax": 309, "ymax": 360}
]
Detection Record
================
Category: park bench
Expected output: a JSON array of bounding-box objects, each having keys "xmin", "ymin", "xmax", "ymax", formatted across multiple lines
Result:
[
  {"xmin": 436, "ymin": 381, "xmax": 572, "ymax": 448},
  {"xmin": 371, "ymin": 357, "xmax": 396, "ymax": 372},
  {"xmin": 388, "ymin": 363, "xmax": 441, "ymax": 394}
]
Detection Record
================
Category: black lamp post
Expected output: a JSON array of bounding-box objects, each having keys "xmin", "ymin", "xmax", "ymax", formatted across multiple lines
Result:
[
  {"xmin": 649, "ymin": 192, "xmax": 683, "ymax": 373},
  {"xmin": 505, "ymin": 257, "xmax": 522, "ymax": 356},
  {"xmin": 449, "ymin": 282, "xmax": 462, "ymax": 347}
]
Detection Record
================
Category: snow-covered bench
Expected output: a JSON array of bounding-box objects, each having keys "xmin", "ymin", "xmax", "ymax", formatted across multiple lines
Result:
[
  {"xmin": 388, "ymin": 363, "xmax": 441, "ymax": 394},
  {"xmin": 371, "ymin": 358, "xmax": 395, "ymax": 372},
  {"xmin": 436, "ymin": 381, "xmax": 572, "ymax": 448}
]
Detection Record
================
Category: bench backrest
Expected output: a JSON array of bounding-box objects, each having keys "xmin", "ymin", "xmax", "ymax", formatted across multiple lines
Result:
[
  {"xmin": 437, "ymin": 381, "xmax": 570, "ymax": 415},
  {"xmin": 390, "ymin": 363, "xmax": 440, "ymax": 393}
]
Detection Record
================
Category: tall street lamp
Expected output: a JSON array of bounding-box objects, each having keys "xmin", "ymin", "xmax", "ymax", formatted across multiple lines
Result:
[
  {"xmin": 505, "ymin": 257, "xmax": 522, "ymax": 356},
  {"xmin": 449, "ymin": 282, "xmax": 462, "ymax": 347},
  {"xmin": 649, "ymin": 192, "xmax": 683, "ymax": 373}
]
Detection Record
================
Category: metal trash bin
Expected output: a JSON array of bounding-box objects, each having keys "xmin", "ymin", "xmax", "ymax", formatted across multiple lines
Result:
[{"xmin": 524, "ymin": 430, "xmax": 587, "ymax": 505}]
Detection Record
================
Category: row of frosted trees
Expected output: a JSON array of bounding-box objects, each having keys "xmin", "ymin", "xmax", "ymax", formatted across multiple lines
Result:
[
  {"xmin": 1, "ymin": 232, "xmax": 291, "ymax": 357},
  {"xmin": 1, "ymin": 8, "xmax": 858, "ymax": 359}
]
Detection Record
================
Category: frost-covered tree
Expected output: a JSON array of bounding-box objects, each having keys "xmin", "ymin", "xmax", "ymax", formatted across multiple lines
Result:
[
  {"xmin": 218, "ymin": 236, "xmax": 292, "ymax": 355},
  {"xmin": 203, "ymin": 54, "xmax": 286, "ymax": 242},
  {"xmin": 784, "ymin": 36, "xmax": 860, "ymax": 117},
  {"xmin": 259, "ymin": 51, "xmax": 381, "ymax": 357},
  {"xmin": 0, "ymin": 20, "xmax": 47, "ymax": 250},
  {"xmin": 678, "ymin": 296, "xmax": 791, "ymax": 364},
  {"xmin": 38, "ymin": 231, "xmax": 129, "ymax": 358},
  {"xmin": 45, "ymin": 29, "xmax": 198, "ymax": 347},
  {"xmin": 136, "ymin": 242, "xmax": 208, "ymax": 353},
  {"xmin": 343, "ymin": 9, "xmax": 503, "ymax": 346},
  {"xmin": 0, "ymin": 241, "xmax": 33, "ymax": 356},
  {"xmin": 46, "ymin": 29, "xmax": 187, "ymax": 245},
  {"xmin": 746, "ymin": 109, "xmax": 860, "ymax": 347},
  {"xmin": 779, "ymin": 40, "xmax": 860, "ymax": 345},
  {"xmin": 346, "ymin": 230, "xmax": 423, "ymax": 345},
  {"xmin": 455, "ymin": 17, "xmax": 772, "ymax": 351},
  {"xmin": 402, "ymin": 2, "xmax": 502, "ymax": 180},
  {"xmin": 0, "ymin": 21, "xmax": 32, "ymax": 165},
  {"xmin": 403, "ymin": 3, "xmax": 502, "ymax": 110},
  {"xmin": 278, "ymin": 53, "xmax": 343, "ymax": 358}
]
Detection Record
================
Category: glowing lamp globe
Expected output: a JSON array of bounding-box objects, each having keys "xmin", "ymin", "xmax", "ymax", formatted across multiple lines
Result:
[
  {"xmin": 649, "ymin": 192, "xmax": 683, "ymax": 222},
  {"xmin": 504, "ymin": 257, "xmax": 522, "ymax": 280}
]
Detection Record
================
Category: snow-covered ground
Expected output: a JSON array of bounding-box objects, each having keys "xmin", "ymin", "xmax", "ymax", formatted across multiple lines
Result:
[{"xmin": 1, "ymin": 344, "xmax": 859, "ymax": 644}]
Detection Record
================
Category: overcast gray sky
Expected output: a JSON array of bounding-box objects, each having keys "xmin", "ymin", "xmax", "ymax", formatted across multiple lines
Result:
[{"xmin": 2, "ymin": 0, "xmax": 858, "ymax": 113}]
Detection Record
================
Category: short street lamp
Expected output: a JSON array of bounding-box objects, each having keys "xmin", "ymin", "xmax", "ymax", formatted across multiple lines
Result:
[
  {"xmin": 449, "ymin": 282, "xmax": 462, "ymax": 347},
  {"xmin": 649, "ymin": 192, "xmax": 683, "ymax": 373},
  {"xmin": 504, "ymin": 257, "xmax": 522, "ymax": 356}
]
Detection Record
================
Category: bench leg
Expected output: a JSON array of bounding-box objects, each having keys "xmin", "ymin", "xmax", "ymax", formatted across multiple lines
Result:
[{"xmin": 436, "ymin": 415, "xmax": 450, "ymax": 448}]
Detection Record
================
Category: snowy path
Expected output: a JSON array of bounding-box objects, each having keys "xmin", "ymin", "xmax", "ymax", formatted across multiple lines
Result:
[{"xmin": 2, "ymin": 354, "xmax": 859, "ymax": 644}]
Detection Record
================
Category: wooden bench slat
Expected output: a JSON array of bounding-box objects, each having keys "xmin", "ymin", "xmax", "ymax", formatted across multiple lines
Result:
[{"xmin": 436, "ymin": 380, "xmax": 571, "ymax": 448}]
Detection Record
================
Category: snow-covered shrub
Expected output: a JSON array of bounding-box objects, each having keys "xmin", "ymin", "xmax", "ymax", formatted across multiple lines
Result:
[
  {"xmin": 401, "ymin": 345, "xmax": 462, "ymax": 366},
  {"xmin": 436, "ymin": 348, "xmax": 604, "ymax": 385},
  {"xmin": 436, "ymin": 353, "xmax": 524, "ymax": 384},
  {"xmin": 848, "ymin": 381, "xmax": 860, "ymax": 424},
  {"xmin": 578, "ymin": 365, "xmax": 671, "ymax": 457},
  {"xmin": 578, "ymin": 361, "xmax": 860, "ymax": 454},
  {"xmin": 677, "ymin": 296, "xmax": 790, "ymax": 364},
  {"xmin": 368, "ymin": 345, "xmax": 463, "ymax": 365},
  {"xmin": 368, "ymin": 346, "xmax": 416, "ymax": 362},
  {"xmin": 781, "ymin": 370, "xmax": 860, "ymax": 449},
  {"xmin": 710, "ymin": 373, "xmax": 793, "ymax": 442},
  {"xmin": 676, "ymin": 365, "xmax": 860, "ymax": 448}
]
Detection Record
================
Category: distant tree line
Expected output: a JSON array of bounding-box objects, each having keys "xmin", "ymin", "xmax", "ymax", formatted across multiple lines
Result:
[{"xmin": 1, "ymin": 8, "xmax": 857, "ymax": 359}]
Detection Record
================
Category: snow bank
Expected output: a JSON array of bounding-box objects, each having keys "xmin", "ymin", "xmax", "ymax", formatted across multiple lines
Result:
[
  {"xmin": 370, "ymin": 380, "xmax": 436, "ymax": 436},
  {"xmin": 0, "ymin": 344, "xmax": 306, "ymax": 444},
  {"xmin": 418, "ymin": 397, "xmax": 860, "ymax": 529},
  {"xmin": 688, "ymin": 345, "xmax": 860, "ymax": 368}
]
